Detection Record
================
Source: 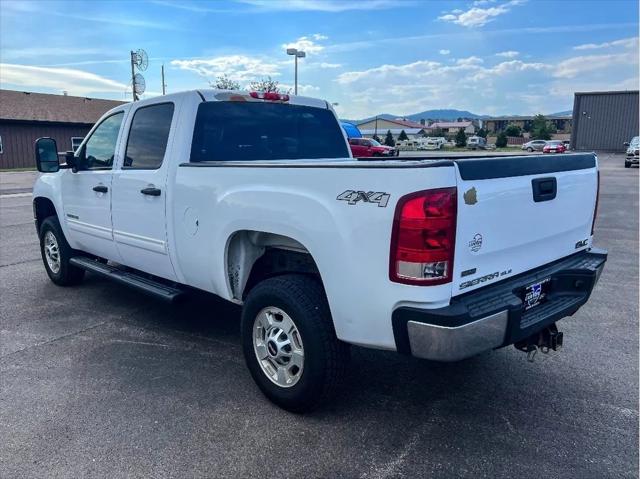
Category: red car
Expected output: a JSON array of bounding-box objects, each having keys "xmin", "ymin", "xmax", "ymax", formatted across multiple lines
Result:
[
  {"xmin": 542, "ymin": 140, "xmax": 566, "ymax": 154},
  {"xmin": 348, "ymin": 138, "xmax": 397, "ymax": 157}
]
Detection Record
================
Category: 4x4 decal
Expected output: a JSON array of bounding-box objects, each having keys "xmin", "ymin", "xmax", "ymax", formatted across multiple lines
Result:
[{"xmin": 337, "ymin": 190, "xmax": 390, "ymax": 207}]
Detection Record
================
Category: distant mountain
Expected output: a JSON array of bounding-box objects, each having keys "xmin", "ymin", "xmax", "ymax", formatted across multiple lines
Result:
[
  {"xmin": 341, "ymin": 108, "xmax": 572, "ymax": 125},
  {"xmin": 549, "ymin": 110, "xmax": 573, "ymax": 116},
  {"xmin": 343, "ymin": 109, "xmax": 485, "ymax": 124}
]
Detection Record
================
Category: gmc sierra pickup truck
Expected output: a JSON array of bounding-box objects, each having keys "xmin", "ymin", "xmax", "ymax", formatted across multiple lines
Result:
[{"xmin": 33, "ymin": 89, "xmax": 606, "ymax": 412}]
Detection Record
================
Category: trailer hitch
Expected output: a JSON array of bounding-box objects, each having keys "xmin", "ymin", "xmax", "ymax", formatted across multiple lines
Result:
[{"xmin": 514, "ymin": 323, "xmax": 563, "ymax": 362}]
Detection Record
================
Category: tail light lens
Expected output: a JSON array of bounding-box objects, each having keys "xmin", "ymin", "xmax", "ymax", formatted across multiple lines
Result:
[
  {"xmin": 389, "ymin": 188, "xmax": 457, "ymax": 285},
  {"xmin": 249, "ymin": 91, "xmax": 290, "ymax": 102},
  {"xmin": 591, "ymin": 170, "xmax": 600, "ymax": 235}
]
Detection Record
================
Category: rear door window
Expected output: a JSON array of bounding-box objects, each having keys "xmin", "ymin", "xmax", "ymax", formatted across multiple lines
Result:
[
  {"xmin": 190, "ymin": 102, "xmax": 349, "ymax": 162},
  {"xmin": 124, "ymin": 103, "xmax": 174, "ymax": 169}
]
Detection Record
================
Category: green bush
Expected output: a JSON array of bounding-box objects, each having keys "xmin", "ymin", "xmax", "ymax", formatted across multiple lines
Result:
[
  {"xmin": 496, "ymin": 132, "xmax": 508, "ymax": 148},
  {"xmin": 455, "ymin": 129, "xmax": 467, "ymax": 147}
]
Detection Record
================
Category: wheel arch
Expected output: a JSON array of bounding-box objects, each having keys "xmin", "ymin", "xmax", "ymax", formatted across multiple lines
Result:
[
  {"xmin": 33, "ymin": 196, "xmax": 58, "ymax": 232},
  {"xmin": 225, "ymin": 230, "xmax": 323, "ymax": 302}
]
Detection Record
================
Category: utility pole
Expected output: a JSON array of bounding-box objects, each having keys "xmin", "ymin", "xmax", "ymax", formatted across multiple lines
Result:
[
  {"xmin": 161, "ymin": 64, "xmax": 166, "ymax": 95},
  {"xmin": 130, "ymin": 50, "xmax": 138, "ymax": 101},
  {"xmin": 374, "ymin": 115, "xmax": 378, "ymax": 138}
]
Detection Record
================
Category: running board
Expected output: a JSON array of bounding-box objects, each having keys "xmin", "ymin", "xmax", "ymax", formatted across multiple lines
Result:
[{"xmin": 69, "ymin": 257, "xmax": 185, "ymax": 303}]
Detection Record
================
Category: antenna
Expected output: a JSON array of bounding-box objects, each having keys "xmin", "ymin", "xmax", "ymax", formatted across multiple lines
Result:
[
  {"xmin": 134, "ymin": 73, "xmax": 146, "ymax": 96},
  {"xmin": 130, "ymin": 49, "xmax": 148, "ymax": 101}
]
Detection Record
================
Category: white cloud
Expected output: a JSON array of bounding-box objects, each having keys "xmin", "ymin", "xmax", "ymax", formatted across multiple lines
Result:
[
  {"xmin": 552, "ymin": 52, "xmax": 637, "ymax": 78},
  {"xmin": 171, "ymin": 55, "xmax": 282, "ymax": 82},
  {"xmin": 439, "ymin": 49, "xmax": 451, "ymax": 55},
  {"xmin": 456, "ymin": 56, "xmax": 484, "ymax": 66},
  {"xmin": 438, "ymin": 0, "xmax": 525, "ymax": 27},
  {"xmin": 334, "ymin": 45, "xmax": 638, "ymax": 118},
  {"xmin": 278, "ymin": 83, "xmax": 320, "ymax": 95},
  {"xmin": 0, "ymin": 63, "xmax": 128, "ymax": 95},
  {"xmin": 573, "ymin": 36, "xmax": 638, "ymax": 50},
  {"xmin": 496, "ymin": 50, "xmax": 519, "ymax": 58},
  {"xmin": 235, "ymin": 0, "xmax": 404, "ymax": 12},
  {"xmin": 283, "ymin": 34, "xmax": 328, "ymax": 55},
  {"xmin": 318, "ymin": 62, "xmax": 342, "ymax": 69}
]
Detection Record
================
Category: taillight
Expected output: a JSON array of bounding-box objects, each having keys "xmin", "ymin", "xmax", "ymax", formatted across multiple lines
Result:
[
  {"xmin": 591, "ymin": 170, "xmax": 600, "ymax": 235},
  {"xmin": 249, "ymin": 91, "xmax": 290, "ymax": 102},
  {"xmin": 389, "ymin": 187, "xmax": 457, "ymax": 285}
]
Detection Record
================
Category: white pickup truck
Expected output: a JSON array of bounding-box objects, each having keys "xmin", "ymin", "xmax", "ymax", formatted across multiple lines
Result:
[{"xmin": 33, "ymin": 89, "xmax": 607, "ymax": 412}]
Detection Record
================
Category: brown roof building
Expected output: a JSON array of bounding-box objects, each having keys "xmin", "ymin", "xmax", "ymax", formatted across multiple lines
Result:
[{"xmin": 0, "ymin": 89, "xmax": 126, "ymax": 169}]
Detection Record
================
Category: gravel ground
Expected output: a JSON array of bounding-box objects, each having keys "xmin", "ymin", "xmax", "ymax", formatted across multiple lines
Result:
[{"xmin": 0, "ymin": 153, "xmax": 637, "ymax": 478}]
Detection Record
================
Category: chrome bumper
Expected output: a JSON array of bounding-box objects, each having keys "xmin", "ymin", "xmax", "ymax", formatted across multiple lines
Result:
[
  {"xmin": 392, "ymin": 249, "xmax": 607, "ymax": 362},
  {"xmin": 407, "ymin": 311, "xmax": 508, "ymax": 362}
]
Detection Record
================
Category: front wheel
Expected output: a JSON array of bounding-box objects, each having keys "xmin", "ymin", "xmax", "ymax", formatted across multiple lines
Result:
[
  {"xmin": 241, "ymin": 274, "xmax": 349, "ymax": 412},
  {"xmin": 39, "ymin": 216, "xmax": 85, "ymax": 286},
  {"xmin": 527, "ymin": 147, "xmax": 533, "ymax": 152},
  {"xmin": 625, "ymin": 161, "xmax": 631, "ymax": 168}
]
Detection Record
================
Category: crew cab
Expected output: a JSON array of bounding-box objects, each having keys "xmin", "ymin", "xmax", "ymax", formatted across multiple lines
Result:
[
  {"xmin": 348, "ymin": 137, "xmax": 398, "ymax": 157},
  {"xmin": 33, "ymin": 89, "xmax": 606, "ymax": 412}
]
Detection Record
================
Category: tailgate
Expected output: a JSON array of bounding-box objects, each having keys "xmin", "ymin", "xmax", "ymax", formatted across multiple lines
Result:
[{"xmin": 452, "ymin": 154, "xmax": 598, "ymax": 296}]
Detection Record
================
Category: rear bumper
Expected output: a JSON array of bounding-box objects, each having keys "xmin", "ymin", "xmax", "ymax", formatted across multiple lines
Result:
[{"xmin": 392, "ymin": 249, "xmax": 607, "ymax": 361}]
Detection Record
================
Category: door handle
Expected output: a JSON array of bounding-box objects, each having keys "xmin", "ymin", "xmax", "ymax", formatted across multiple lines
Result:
[
  {"xmin": 93, "ymin": 185, "xmax": 108, "ymax": 193},
  {"xmin": 532, "ymin": 177, "xmax": 557, "ymax": 202},
  {"xmin": 140, "ymin": 187, "xmax": 161, "ymax": 196}
]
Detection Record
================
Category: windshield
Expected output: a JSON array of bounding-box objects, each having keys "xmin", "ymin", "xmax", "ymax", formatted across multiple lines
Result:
[
  {"xmin": 190, "ymin": 102, "xmax": 349, "ymax": 162},
  {"xmin": 631, "ymin": 136, "xmax": 639, "ymax": 147},
  {"xmin": 369, "ymin": 139, "xmax": 382, "ymax": 146}
]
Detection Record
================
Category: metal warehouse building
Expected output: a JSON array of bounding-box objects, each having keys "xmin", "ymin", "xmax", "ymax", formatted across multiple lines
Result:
[
  {"xmin": 571, "ymin": 90, "xmax": 639, "ymax": 152},
  {"xmin": 0, "ymin": 90, "xmax": 125, "ymax": 169}
]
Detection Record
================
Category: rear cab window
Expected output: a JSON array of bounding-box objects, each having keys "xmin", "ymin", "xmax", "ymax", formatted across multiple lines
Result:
[{"xmin": 190, "ymin": 102, "xmax": 349, "ymax": 162}]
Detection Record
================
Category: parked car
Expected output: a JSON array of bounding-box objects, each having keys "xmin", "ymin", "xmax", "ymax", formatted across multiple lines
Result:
[
  {"xmin": 522, "ymin": 140, "xmax": 547, "ymax": 152},
  {"xmin": 416, "ymin": 138, "xmax": 441, "ymax": 150},
  {"xmin": 543, "ymin": 140, "xmax": 567, "ymax": 154},
  {"xmin": 624, "ymin": 136, "xmax": 639, "ymax": 168},
  {"xmin": 32, "ymin": 89, "xmax": 606, "ymax": 412},
  {"xmin": 467, "ymin": 136, "xmax": 487, "ymax": 150},
  {"xmin": 348, "ymin": 137, "xmax": 397, "ymax": 157}
]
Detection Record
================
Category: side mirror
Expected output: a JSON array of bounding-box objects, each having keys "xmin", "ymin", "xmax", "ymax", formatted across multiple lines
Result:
[
  {"xmin": 624, "ymin": 142, "xmax": 630, "ymax": 147},
  {"xmin": 35, "ymin": 137, "xmax": 60, "ymax": 173}
]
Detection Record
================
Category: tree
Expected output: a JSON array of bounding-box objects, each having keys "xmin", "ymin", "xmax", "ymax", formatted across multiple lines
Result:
[
  {"xmin": 455, "ymin": 128, "xmax": 467, "ymax": 147},
  {"xmin": 372, "ymin": 134, "xmax": 381, "ymax": 143},
  {"xmin": 476, "ymin": 128, "xmax": 487, "ymax": 138},
  {"xmin": 530, "ymin": 114, "xmax": 552, "ymax": 140},
  {"xmin": 398, "ymin": 130, "xmax": 409, "ymax": 141},
  {"xmin": 247, "ymin": 76, "xmax": 286, "ymax": 93},
  {"xmin": 504, "ymin": 123, "xmax": 522, "ymax": 137},
  {"xmin": 212, "ymin": 74, "xmax": 240, "ymax": 90},
  {"xmin": 496, "ymin": 132, "xmax": 508, "ymax": 148},
  {"xmin": 384, "ymin": 130, "xmax": 395, "ymax": 146}
]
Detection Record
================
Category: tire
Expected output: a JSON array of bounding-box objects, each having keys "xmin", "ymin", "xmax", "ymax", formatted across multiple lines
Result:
[
  {"xmin": 39, "ymin": 216, "xmax": 85, "ymax": 286},
  {"xmin": 527, "ymin": 147, "xmax": 533, "ymax": 152},
  {"xmin": 625, "ymin": 161, "xmax": 631, "ymax": 168},
  {"xmin": 241, "ymin": 274, "xmax": 349, "ymax": 413}
]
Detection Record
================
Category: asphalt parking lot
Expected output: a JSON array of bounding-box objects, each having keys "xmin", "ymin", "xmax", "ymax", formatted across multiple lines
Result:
[{"xmin": 1, "ymin": 153, "xmax": 638, "ymax": 478}]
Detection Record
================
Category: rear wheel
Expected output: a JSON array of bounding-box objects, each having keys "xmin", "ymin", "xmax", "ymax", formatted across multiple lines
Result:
[
  {"xmin": 241, "ymin": 274, "xmax": 349, "ymax": 412},
  {"xmin": 39, "ymin": 216, "xmax": 85, "ymax": 286}
]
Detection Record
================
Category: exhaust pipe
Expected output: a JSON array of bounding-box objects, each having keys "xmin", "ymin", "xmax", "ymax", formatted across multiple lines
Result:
[{"xmin": 514, "ymin": 323, "xmax": 563, "ymax": 362}]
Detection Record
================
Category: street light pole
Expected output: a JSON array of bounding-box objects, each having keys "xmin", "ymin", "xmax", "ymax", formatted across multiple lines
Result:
[{"xmin": 286, "ymin": 48, "xmax": 306, "ymax": 95}]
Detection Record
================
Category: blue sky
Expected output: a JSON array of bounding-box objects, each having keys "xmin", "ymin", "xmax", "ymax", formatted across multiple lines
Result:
[{"xmin": 1, "ymin": 0, "xmax": 638, "ymax": 118}]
